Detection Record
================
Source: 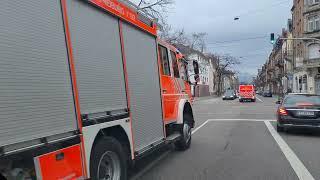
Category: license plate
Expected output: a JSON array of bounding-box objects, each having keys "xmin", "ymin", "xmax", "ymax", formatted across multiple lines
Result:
[{"xmin": 297, "ymin": 111, "xmax": 315, "ymax": 116}]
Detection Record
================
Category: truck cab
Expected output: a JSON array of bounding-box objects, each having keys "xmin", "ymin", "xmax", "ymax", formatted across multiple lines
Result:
[{"xmin": 158, "ymin": 40, "xmax": 193, "ymax": 124}]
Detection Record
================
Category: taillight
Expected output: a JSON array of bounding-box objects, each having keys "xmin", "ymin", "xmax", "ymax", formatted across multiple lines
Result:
[{"xmin": 278, "ymin": 107, "xmax": 288, "ymax": 116}]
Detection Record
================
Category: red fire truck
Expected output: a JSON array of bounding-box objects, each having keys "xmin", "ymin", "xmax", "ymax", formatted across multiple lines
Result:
[
  {"xmin": 0, "ymin": 0, "xmax": 194, "ymax": 179},
  {"xmin": 239, "ymin": 85, "xmax": 256, "ymax": 102}
]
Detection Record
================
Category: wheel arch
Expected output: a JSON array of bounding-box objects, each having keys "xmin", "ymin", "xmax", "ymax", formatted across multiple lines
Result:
[
  {"xmin": 82, "ymin": 119, "xmax": 133, "ymax": 178},
  {"xmin": 177, "ymin": 99, "xmax": 195, "ymax": 127}
]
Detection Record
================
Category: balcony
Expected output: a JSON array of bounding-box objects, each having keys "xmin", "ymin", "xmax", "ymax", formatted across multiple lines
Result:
[
  {"xmin": 303, "ymin": 58, "xmax": 320, "ymax": 68},
  {"xmin": 304, "ymin": 29, "xmax": 320, "ymax": 38},
  {"xmin": 304, "ymin": 4, "xmax": 320, "ymax": 14}
]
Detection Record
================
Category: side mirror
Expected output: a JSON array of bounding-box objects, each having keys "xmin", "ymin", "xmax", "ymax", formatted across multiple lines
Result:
[
  {"xmin": 193, "ymin": 61, "xmax": 199, "ymax": 75},
  {"xmin": 276, "ymin": 100, "xmax": 281, "ymax": 104}
]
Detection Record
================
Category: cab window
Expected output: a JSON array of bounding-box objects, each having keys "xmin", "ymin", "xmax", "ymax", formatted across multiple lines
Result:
[
  {"xmin": 180, "ymin": 60, "xmax": 189, "ymax": 81},
  {"xmin": 170, "ymin": 51, "xmax": 180, "ymax": 78},
  {"xmin": 158, "ymin": 45, "xmax": 171, "ymax": 76}
]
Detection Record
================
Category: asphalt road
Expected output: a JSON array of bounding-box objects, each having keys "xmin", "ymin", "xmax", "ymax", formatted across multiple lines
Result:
[{"xmin": 130, "ymin": 95, "xmax": 320, "ymax": 180}]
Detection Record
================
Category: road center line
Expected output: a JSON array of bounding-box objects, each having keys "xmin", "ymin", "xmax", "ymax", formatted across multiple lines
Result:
[
  {"xmin": 264, "ymin": 121, "xmax": 315, "ymax": 180},
  {"xmin": 192, "ymin": 119, "xmax": 276, "ymax": 135},
  {"xmin": 256, "ymin": 96, "xmax": 263, "ymax": 102}
]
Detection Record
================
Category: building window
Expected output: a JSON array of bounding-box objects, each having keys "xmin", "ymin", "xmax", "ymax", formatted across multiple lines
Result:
[
  {"xmin": 308, "ymin": 0, "xmax": 320, "ymax": 5},
  {"xmin": 307, "ymin": 15, "xmax": 320, "ymax": 32},
  {"xmin": 158, "ymin": 45, "xmax": 171, "ymax": 76},
  {"xmin": 308, "ymin": 43, "xmax": 320, "ymax": 59}
]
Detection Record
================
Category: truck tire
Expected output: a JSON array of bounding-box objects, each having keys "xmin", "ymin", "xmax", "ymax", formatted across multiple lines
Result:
[
  {"xmin": 90, "ymin": 137, "xmax": 127, "ymax": 180},
  {"xmin": 175, "ymin": 113, "xmax": 192, "ymax": 151}
]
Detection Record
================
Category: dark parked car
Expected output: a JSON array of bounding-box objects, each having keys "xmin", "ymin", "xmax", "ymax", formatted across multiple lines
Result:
[
  {"xmin": 263, "ymin": 91, "xmax": 272, "ymax": 97},
  {"xmin": 223, "ymin": 90, "xmax": 236, "ymax": 100},
  {"xmin": 276, "ymin": 93, "xmax": 320, "ymax": 132}
]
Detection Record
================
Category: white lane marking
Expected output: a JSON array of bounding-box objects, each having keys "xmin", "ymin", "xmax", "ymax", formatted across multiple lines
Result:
[
  {"xmin": 192, "ymin": 119, "xmax": 210, "ymax": 135},
  {"xmin": 130, "ymin": 150, "xmax": 171, "ymax": 180},
  {"xmin": 207, "ymin": 119, "xmax": 276, "ymax": 122},
  {"xmin": 192, "ymin": 119, "xmax": 276, "ymax": 135},
  {"xmin": 256, "ymin": 96, "xmax": 263, "ymax": 102},
  {"xmin": 264, "ymin": 121, "xmax": 315, "ymax": 180}
]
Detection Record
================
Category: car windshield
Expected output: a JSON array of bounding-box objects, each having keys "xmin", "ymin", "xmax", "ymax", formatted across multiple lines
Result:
[
  {"xmin": 284, "ymin": 95, "xmax": 320, "ymax": 106},
  {"xmin": 225, "ymin": 91, "xmax": 234, "ymax": 96}
]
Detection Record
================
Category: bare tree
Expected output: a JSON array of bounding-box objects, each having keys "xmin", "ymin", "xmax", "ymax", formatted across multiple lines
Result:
[
  {"xmin": 212, "ymin": 54, "xmax": 240, "ymax": 96},
  {"xmin": 137, "ymin": 0, "xmax": 174, "ymax": 25},
  {"xmin": 190, "ymin": 32, "xmax": 207, "ymax": 53},
  {"xmin": 159, "ymin": 22, "xmax": 189, "ymax": 45}
]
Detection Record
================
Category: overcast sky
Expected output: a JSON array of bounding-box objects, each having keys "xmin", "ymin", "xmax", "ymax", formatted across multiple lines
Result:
[{"xmin": 133, "ymin": 0, "xmax": 293, "ymax": 77}]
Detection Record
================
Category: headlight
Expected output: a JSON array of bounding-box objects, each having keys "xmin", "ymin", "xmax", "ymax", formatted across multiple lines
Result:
[{"xmin": 223, "ymin": 96, "xmax": 225, "ymax": 98}]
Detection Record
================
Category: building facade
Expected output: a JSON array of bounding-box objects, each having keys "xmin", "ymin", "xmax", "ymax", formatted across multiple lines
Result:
[
  {"xmin": 292, "ymin": 0, "xmax": 309, "ymax": 93},
  {"xmin": 282, "ymin": 23, "xmax": 294, "ymax": 94},
  {"xmin": 187, "ymin": 52, "xmax": 212, "ymax": 97},
  {"xmin": 302, "ymin": 0, "xmax": 320, "ymax": 94}
]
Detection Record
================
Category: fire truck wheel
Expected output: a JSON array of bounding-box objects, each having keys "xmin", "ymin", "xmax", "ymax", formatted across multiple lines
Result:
[
  {"xmin": 90, "ymin": 137, "xmax": 127, "ymax": 180},
  {"xmin": 175, "ymin": 113, "xmax": 192, "ymax": 151}
]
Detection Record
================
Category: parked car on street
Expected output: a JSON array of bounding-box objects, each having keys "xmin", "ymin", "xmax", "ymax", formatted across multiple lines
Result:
[
  {"xmin": 276, "ymin": 93, "xmax": 320, "ymax": 132},
  {"xmin": 223, "ymin": 90, "xmax": 236, "ymax": 100},
  {"xmin": 263, "ymin": 91, "xmax": 273, "ymax": 97}
]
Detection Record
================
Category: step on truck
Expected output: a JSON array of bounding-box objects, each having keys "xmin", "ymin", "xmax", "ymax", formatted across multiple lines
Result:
[{"xmin": 0, "ymin": 0, "xmax": 195, "ymax": 179}]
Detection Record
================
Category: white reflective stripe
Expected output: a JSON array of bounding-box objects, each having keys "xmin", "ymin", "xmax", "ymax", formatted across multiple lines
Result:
[{"xmin": 33, "ymin": 157, "xmax": 42, "ymax": 180}]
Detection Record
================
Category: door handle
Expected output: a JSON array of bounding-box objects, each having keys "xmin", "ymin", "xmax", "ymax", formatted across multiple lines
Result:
[
  {"xmin": 181, "ymin": 90, "xmax": 186, "ymax": 93},
  {"xmin": 162, "ymin": 89, "xmax": 167, "ymax": 93}
]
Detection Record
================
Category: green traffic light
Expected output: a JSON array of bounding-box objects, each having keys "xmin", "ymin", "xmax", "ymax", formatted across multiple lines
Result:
[{"xmin": 270, "ymin": 33, "xmax": 275, "ymax": 44}]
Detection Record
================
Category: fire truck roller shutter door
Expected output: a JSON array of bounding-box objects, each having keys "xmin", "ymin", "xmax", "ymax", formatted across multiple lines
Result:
[
  {"xmin": 66, "ymin": 0, "xmax": 127, "ymax": 115},
  {"xmin": 121, "ymin": 22, "xmax": 165, "ymax": 152},
  {"xmin": 0, "ymin": 0, "xmax": 77, "ymax": 147}
]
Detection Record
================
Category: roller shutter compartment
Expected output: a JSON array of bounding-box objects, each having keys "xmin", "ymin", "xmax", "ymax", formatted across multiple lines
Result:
[
  {"xmin": 0, "ymin": 0, "xmax": 77, "ymax": 147},
  {"xmin": 66, "ymin": 0, "xmax": 127, "ymax": 115},
  {"xmin": 122, "ymin": 22, "xmax": 165, "ymax": 152}
]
